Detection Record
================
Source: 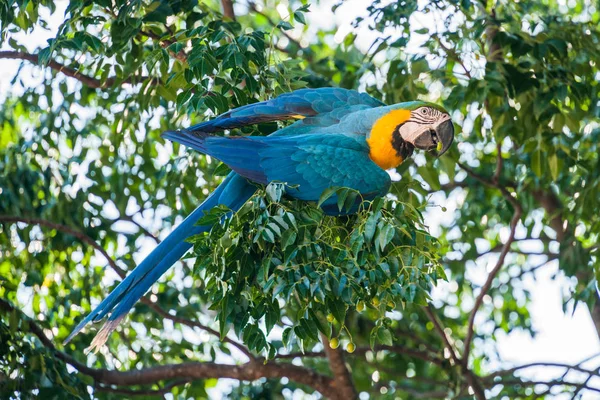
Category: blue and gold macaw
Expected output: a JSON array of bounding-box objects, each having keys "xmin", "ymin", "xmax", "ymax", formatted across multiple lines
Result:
[{"xmin": 66, "ymin": 87, "xmax": 454, "ymax": 351}]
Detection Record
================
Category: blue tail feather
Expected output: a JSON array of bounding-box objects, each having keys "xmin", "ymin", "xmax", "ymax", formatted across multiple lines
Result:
[{"xmin": 65, "ymin": 173, "xmax": 256, "ymax": 349}]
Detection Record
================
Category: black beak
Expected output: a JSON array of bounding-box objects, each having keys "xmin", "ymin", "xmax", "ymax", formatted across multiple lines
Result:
[
  {"xmin": 433, "ymin": 119, "xmax": 454, "ymax": 157},
  {"xmin": 411, "ymin": 119, "xmax": 455, "ymax": 157}
]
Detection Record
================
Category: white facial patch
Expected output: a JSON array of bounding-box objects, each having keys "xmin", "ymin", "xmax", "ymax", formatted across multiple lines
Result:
[{"xmin": 398, "ymin": 121, "xmax": 429, "ymax": 143}]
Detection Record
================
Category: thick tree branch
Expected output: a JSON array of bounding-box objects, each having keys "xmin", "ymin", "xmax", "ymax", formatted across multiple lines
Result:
[
  {"xmin": 221, "ymin": 0, "xmax": 236, "ymax": 20},
  {"xmin": 90, "ymin": 361, "xmax": 334, "ymax": 396},
  {"xmin": 0, "ymin": 214, "xmax": 253, "ymax": 359},
  {"xmin": 0, "ymin": 299, "xmax": 335, "ymax": 397},
  {"xmin": 321, "ymin": 335, "xmax": 358, "ymax": 400},
  {"xmin": 0, "ymin": 51, "xmax": 146, "ymax": 89}
]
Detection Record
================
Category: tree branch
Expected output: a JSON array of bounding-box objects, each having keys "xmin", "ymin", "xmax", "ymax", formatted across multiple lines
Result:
[
  {"xmin": 0, "ymin": 51, "xmax": 146, "ymax": 89},
  {"xmin": 423, "ymin": 305, "xmax": 460, "ymax": 366},
  {"xmin": 488, "ymin": 379, "xmax": 600, "ymax": 394},
  {"xmin": 90, "ymin": 361, "xmax": 334, "ymax": 396},
  {"xmin": 433, "ymin": 34, "xmax": 472, "ymax": 79},
  {"xmin": 0, "ymin": 298, "xmax": 335, "ymax": 397},
  {"xmin": 0, "ymin": 214, "xmax": 254, "ymax": 359},
  {"xmin": 483, "ymin": 361, "xmax": 600, "ymax": 381},
  {"xmin": 423, "ymin": 306, "xmax": 486, "ymax": 399},
  {"xmin": 116, "ymin": 214, "xmax": 160, "ymax": 244},
  {"xmin": 321, "ymin": 335, "xmax": 357, "ymax": 400},
  {"xmin": 221, "ymin": 0, "xmax": 236, "ymax": 20},
  {"xmin": 463, "ymin": 203, "xmax": 522, "ymax": 365}
]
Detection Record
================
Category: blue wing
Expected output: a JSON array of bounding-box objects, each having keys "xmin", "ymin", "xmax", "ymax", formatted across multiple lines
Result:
[{"xmin": 182, "ymin": 88, "xmax": 385, "ymax": 134}]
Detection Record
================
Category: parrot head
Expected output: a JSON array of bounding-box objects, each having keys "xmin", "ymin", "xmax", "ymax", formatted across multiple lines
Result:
[
  {"xmin": 396, "ymin": 105, "xmax": 454, "ymax": 157},
  {"xmin": 367, "ymin": 102, "xmax": 455, "ymax": 170}
]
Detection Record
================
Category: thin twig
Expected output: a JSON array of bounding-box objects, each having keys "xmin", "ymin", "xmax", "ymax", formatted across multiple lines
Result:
[
  {"xmin": 116, "ymin": 214, "xmax": 160, "ymax": 244},
  {"xmin": 484, "ymin": 361, "xmax": 600, "ymax": 380},
  {"xmin": 423, "ymin": 305, "xmax": 460, "ymax": 366},
  {"xmin": 432, "ymin": 35, "xmax": 472, "ymax": 79},
  {"xmin": 0, "ymin": 51, "xmax": 147, "ymax": 89}
]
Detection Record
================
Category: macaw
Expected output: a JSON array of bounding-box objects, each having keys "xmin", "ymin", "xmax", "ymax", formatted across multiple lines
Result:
[{"xmin": 65, "ymin": 87, "xmax": 454, "ymax": 351}]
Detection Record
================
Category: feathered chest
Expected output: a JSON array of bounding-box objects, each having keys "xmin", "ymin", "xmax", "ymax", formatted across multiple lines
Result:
[{"xmin": 366, "ymin": 109, "xmax": 412, "ymax": 170}]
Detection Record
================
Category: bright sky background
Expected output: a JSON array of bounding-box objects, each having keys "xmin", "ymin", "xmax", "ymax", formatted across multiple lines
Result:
[{"xmin": 1, "ymin": 0, "xmax": 599, "ymax": 399}]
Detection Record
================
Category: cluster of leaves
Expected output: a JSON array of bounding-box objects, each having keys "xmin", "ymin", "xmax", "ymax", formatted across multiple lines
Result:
[
  {"xmin": 191, "ymin": 184, "xmax": 443, "ymax": 356},
  {"xmin": 0, "ymin": 305, "xmax": 89, "ymax": 398}
]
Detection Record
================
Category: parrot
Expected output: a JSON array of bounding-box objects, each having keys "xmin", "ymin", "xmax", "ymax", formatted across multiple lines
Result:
[{"xmin": 64, "ymin": 87, "xmax": 454, "ymax": 351}]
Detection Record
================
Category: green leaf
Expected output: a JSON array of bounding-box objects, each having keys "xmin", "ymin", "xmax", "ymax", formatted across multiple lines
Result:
[
  {"xmin": 326, "ymin": 297, "xmax": 347, "ymax": 325},
  {"xmin": 548, "ymin": 152, "xmax": 559, "ymax": 181},
  {"xmin": 309, "ymin": 309, "xmax": 332, "ymax": 338},
  {"xmin": 377, "ymin": 327, "xmax": 394, "ymax": 346},
  {"xmin": 281, "ymin": 229, "xmax": 297, "ymax": 250},
  {"xmin": 318, "ymin": 187, "xmax": 338, "ymax": 207},
  {"xmin": 213, "ymin": 162, "xmax": 232, "ymax": 176},
  {"xmin": 364, "ymin": 212, "xmax": 380, "ymax": 242},
  {"xmin": 294, "ymin": 11, "xmax": 306, "ymax": 25},
  {"xmin": 277, "ymin": 21, "xmax": 293, "ymax": 31},
  {"xmin": 282, "ymin": 327, "xmax": 293, "ymax": 349},
  {"xmin": 377, "ymin": 224, "xmax": 395, "ymax": 252},
  {"xmin": 265, "ymin": 302, "xmax": 279, "ymax": 334}
]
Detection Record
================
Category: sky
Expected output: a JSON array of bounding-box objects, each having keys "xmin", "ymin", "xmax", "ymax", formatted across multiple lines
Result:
[{"xmin": 1, "ymin": 0, "xmax": 599, "ymax": 399}]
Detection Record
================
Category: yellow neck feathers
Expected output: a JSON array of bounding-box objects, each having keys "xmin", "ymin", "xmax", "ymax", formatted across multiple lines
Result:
[{"xmin": 367, "ymin": 109, "xmax": 411, "ymax": 170}]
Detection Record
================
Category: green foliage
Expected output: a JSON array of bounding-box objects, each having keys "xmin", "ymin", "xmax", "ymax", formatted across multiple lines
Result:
[
  {"xmin": 0, "ymin": 304, "xmax": 89, "ymax": 399},
  {"xmin": 192, "ymin": 184, "xmax": 443, "ymax": 355}
]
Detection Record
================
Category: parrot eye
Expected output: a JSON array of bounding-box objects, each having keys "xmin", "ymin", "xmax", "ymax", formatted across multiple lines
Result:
[{"xmin": 421, "ymin": 108, "xmax": 428, "ymax": 114}]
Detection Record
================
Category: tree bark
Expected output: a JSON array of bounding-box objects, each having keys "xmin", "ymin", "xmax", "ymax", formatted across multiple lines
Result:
[
  {"xmin": 0, "ymin": 298, "xmax": 336, "ymax": 398},
  {"xmin": 321, "ymin": 335, "xmax": 357, "ymax": 400},
  {"xmin": 221, "ymin": 0, "xmax": 235, "ymax": 20}
]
